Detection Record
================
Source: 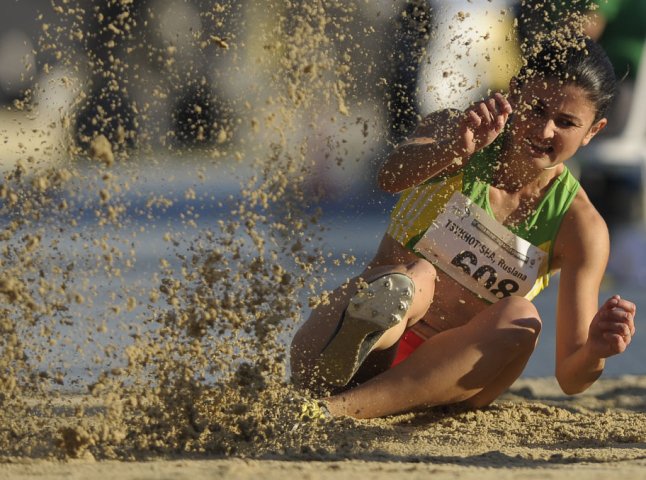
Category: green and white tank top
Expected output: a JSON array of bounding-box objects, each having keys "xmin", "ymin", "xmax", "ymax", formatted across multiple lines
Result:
[{"xmin": 386, "ymin": 139, "xmax": 580, "ymax": 302}]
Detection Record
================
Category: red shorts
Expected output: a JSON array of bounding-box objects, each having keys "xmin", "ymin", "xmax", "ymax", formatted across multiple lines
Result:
[{"xmin": 392, "ymin": 330, "xmax": 426, "ymax": 366}]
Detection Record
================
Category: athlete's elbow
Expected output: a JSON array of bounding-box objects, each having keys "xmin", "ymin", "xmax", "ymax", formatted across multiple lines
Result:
[
  {"xmin": 555, "ymin": 372, "xmax": 596, "ymax": 396},
  {"xmin": 558, "ymin": 381, "xmax": 586, "ymax": 396},
  {"xmin": 377, "ymin": 163, "xmax": 404, "ymax": 193}
]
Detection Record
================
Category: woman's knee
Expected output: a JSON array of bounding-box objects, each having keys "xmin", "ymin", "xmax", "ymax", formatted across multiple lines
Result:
[
  {"xmin": 490, "ymin": 297, "xmax": 542, "ymax": 350},
  {"xmin": 497, "ymin": 296, "xmax": 541, "ymax": 324},
  {"xmin": 401, "ymin": 259, "xmax": 436, "ymax": 318},
  {"xmin": 404, "ymin": 258, "xmax": 437, "ymax": 283},
  {"xmin": 404, "ymin": 259, "xmax": 437, "ymax": 299}
]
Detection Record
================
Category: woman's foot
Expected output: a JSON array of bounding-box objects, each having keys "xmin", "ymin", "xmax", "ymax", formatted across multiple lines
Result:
[{"xmin": 315, "ymin": 273, "xmax": 415, "ymax": 387}]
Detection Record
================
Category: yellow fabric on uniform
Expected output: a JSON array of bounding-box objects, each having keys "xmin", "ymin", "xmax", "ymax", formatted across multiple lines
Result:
[{"xmin": 387, "ymin": 172, "xmax": 464, "ymax": 246}]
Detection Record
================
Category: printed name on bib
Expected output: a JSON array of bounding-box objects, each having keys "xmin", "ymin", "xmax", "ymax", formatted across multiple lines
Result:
[{"xmin": 414, "ymin": 191, "xmax": 547, "ymax": 303}]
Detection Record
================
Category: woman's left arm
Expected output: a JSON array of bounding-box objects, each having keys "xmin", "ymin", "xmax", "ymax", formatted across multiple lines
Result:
[{"xmin": 553, "ymin": 198, "xmax": 636, "ymax": 394}]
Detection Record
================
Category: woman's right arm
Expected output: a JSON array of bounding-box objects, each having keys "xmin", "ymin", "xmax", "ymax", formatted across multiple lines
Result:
[{"xmin": 378, "ymin": 92, "xmax": 512, "ymax": 193}]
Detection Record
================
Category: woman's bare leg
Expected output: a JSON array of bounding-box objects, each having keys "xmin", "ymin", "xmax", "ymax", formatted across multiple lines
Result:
[
  {"xmin": 290, "ymin": 259, "xmax": 436, "ymax": 390},
  {"xmin": 325, "ymin": 296, "xmax": 542, "ymax": 418}
]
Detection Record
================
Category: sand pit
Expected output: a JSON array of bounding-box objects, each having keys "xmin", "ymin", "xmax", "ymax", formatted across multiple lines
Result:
[
  {"xmin": 2, "ymin": 376, "xmax": 646, "ymax": 479},
  {"xmin": 0, "ymin": 1, "xmax": 643, "ymax": 478}
]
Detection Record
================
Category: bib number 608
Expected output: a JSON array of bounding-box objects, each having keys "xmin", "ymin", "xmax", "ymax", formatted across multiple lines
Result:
[{"xmin": 451, "ymin": 251, "xmax": 519, "ymax": 298}]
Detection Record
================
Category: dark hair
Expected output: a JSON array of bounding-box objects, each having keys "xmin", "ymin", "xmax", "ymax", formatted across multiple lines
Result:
[{"xmin": 517, "ymin": 37, "xmax": 617, "ymax": 122}]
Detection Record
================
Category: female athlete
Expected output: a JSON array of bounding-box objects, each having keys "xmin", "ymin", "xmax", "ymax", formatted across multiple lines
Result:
[{"xmin": 290, "ymin": 37, "xmax": 637, "ymax": 419}]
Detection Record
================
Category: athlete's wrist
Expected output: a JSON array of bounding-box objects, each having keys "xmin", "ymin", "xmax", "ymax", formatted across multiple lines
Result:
[{"xmin": 581, "ymin": 339, "xmax": 607, "ymax": 368}]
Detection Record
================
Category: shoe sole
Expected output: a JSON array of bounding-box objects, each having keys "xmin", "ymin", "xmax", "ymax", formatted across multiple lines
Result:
[{"xmin": 316, "ymin": 273, "xmax": 415, "ymax": 387}]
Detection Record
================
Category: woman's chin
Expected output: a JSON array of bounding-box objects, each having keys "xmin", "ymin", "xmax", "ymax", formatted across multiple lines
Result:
[{"xmin": 525, "ymin": 155, "xmax": 559, "ymax": 172}]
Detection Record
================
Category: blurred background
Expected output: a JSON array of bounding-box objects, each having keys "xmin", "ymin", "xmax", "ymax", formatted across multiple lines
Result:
[{"xmin": 0, "ymin": 0, "xmax": 644, "ymax": 379}]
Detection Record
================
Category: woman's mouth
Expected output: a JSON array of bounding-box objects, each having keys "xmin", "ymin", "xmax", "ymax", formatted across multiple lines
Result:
[{"xmin": 525, "ymin": 138, "xmax": 553, "ymax": 156}]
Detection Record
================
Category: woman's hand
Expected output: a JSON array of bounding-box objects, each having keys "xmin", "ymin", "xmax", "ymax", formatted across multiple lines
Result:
[
  {"xmin": 587, "ymin": 295, "xmax": 636, "ymax": 358},
  {"xmin": 379, "ymin": 94, "xmax": 512, "ymax": 193},
  {"xmin": 458, "ymin": 92, "xmax": 512, "ymax": 156}
]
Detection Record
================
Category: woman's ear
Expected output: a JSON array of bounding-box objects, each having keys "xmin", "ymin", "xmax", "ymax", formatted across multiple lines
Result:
[{"xmin": 582, "ymin": 118, "xmax": 608, "ymax": 146}]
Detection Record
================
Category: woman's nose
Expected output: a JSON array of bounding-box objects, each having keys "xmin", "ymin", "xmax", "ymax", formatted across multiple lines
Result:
[{"xmin": 539, "ymin": 119, "xmax": 556, "ymax": 139}]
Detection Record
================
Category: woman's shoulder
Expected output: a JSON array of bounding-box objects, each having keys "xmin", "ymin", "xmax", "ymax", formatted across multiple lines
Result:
[
  {"xmin": 552, "ymin": 187, "xmax": 609, "ymax": 267},
  {"xmin": 567, "ymin": 187, "xmax": 607, "ymax": 229}
]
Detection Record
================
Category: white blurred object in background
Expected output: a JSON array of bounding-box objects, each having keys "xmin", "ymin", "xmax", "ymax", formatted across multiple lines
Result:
[
  {"xmin": 0, "ymin": 65, "xmax": 78, "ymax": 174},
  {"xmin": 417, "ymin": 0, "xmax": 518, "ymax": 114}
]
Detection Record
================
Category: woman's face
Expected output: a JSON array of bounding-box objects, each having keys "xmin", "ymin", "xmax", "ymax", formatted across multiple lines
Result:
[{"xmin": 507, "ymin": 77, "xmax": 607, "ymax": 170}]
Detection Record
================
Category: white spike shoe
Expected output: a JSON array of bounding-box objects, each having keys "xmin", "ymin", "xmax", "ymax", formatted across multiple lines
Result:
[{"xmin": 316, "ymin": 273, "xmax": 415, "ymax": 387}]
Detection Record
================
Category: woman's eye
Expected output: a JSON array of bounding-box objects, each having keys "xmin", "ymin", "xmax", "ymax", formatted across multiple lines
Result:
[{"xmin": 557, "ymin": 119, "xmax": 575, "ymax": 128}]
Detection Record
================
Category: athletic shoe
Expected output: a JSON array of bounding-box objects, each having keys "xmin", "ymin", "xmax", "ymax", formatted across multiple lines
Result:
[{"xmin": 315, "ymin": 273, "xmax": 415, "ymax": 387}]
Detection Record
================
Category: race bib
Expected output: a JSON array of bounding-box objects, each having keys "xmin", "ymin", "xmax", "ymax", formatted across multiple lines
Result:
[{"xmin": 414, "ymin": 191, "xmax": 547, "ymax": 303}]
